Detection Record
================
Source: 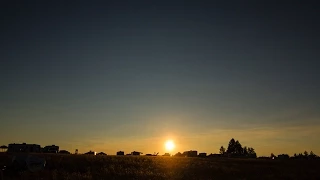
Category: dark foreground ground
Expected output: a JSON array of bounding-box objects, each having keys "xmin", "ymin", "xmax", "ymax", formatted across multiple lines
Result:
[{"xmin": 1, "ymin": 153, "xmax": 320, "ymax": 180}]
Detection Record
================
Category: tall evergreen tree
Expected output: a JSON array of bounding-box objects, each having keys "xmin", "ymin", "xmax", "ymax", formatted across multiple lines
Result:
[
  {"xmin": 227, "ymin": 138, "xmax": 236, "ymax": 154},
  {"xmin": 234, "ymin": 140, "xmax": 243, "ymax": 155}
]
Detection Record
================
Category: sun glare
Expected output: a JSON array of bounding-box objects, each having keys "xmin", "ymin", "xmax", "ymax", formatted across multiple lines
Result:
[{"xmin": 165, "ymin": 140, "xmax": 175, "ymax": 151}]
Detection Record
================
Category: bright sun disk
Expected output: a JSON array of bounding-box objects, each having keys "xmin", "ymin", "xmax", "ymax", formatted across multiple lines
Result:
[{"xmin": 165, "ymin": 140, "xmax": 175, "ymax": 151}]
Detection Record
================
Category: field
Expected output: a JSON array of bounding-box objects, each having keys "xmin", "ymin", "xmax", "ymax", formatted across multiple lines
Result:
[{"xmin": 1, "ymin": 153, "xmax": 320, "ymax": 180}]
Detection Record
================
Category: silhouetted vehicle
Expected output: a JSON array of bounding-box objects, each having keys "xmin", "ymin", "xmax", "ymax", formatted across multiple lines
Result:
[
  {"xmin": 131, "ymin": 151, "xmax": 142, "ymax": 155},
  {"xmin": 198, "ymin": 153, "xmax": 207, "ymax": 157},
  {"xmin": 84, "ymin": 151, "xmax": 96, "ymax": 155},
  {"xmin": 183, "ymin": 150, "xmax": 198, "ymax": 157},
  {"xmin": 42, "ymin": 145, "xmax": 59, "ymax": 153},
  {"xmin": 97, "ymin": 152, "xmax": 106, "ymax": 155},
  {"xmin": 117, "ymin": 151, "xmax": 124, "ymax": 155},
  {"xmin": 59, "ymin": 150, "xmax": 70, "ymax": 154},
  {"xmin": 7, "ymin": 143, "xmax": 41, "ymax": 153},
  {"xmin": 146, "ymin": 152, "xmax": 158, "ymax": 156},
  {"xmin": 208, "ymin": 153, "xmax": 222, "ymax": 157},
  {"xmin": 163, "ymin": 153, "xmax": 170, "ymax": 156},
  {"xmin": 278, "ymin": 154, "xmax": 289, "ymax": 159}
]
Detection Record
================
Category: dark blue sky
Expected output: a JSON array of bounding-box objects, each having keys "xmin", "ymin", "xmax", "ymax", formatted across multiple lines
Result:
[{"xmin": 1, "ymin": 0, "xmax": 319, "ymax": 155}]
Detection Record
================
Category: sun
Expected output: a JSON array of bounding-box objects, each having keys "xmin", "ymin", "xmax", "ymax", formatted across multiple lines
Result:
[{"xmin": 165, "ymin": 140, "xmax": 175, "ymax": 151}]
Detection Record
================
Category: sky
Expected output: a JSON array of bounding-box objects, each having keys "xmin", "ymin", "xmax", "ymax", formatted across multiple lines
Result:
[{"xmin": 0, "ymin": 0, "xmax": 319, "ymax": 156}]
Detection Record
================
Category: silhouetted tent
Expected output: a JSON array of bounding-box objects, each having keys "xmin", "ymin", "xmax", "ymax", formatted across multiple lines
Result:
[
  {"xmin": 117, "ymin": 151, "xmax": 125, "ymax": 155},
  {"xmin": 59, "ymin": 150, "xmax": 70, "ymax": 154},
  {"xmin": 0, "ymin": 145, "xmax": 8, "ymax": 152},
  {"xmin": 131, "ymin": 151, "xmax": 142, "ymax": 155},
  {"xmin": 97, "ymin": 152, "xmax": 107, "ymax": 155},
  {"xmin": 85, "ymin": 151, "xmax": 96, "ymax": 155}
]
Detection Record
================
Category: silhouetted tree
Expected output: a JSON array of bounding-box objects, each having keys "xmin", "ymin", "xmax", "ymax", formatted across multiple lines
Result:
[
  {"xmin": 234, "ymin": 140, "xmax": 243, "ymax": 155},
  {"xmin": 219, "ymin": 146, "xmax": 226, "ymax": 154},
  {"xmin": 309, "ymin": 151, "xmax": 317, "ymax": 159},
  {"xmin": 227, "ymin": 138, "xmax": 236, "ymax": 154},
  {"xmin": 226, "ymin": 138, "xmax": 256, "ymax": 158},
  {"xmin": 247, "ymin": 147, "xmax": 255, "ymax": 154},
  {"xmin": 292, "ymin": 151, "xmax": 318, "ymax": 159},
  {"xmin": 247, "ymin": 147, "xmax": 256, "ymax": 158},
  {"xmin": 243, "ymin": 146, "xmax": 248, "ymax": 155},
  {"xmin": 310, "ymin": 151, "xmax": 315, "ymax": 156}
]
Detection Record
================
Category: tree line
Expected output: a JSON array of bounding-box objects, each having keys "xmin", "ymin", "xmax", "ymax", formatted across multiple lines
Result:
[
  {"xmin": 173, "ymin": 138, "xmax": 257, "ymax": 158},
  {"xmin": 293, "ymin": 151, "xmax": 317, "ymax": 159},
  {"xmin": 271, "ymin": 151, "xmax": 318, "ymax": 159},
  {"xmin": 173, "ymin": 137, "xmax": 319, "ymax": 159},
  {"xmin": 219, "ymin": 138, "xmax": 257, "ymax": 158}
]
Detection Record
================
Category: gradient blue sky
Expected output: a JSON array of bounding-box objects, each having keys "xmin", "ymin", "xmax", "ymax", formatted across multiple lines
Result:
[{"xmin": 1, "ymin": 0, "xmax": 319, "ymax": 156}]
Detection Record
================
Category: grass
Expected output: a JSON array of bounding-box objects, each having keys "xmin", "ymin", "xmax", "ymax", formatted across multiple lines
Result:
[{"xmin": 1, "ymin": 153, "xmax": 320, "ymax": 180}]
